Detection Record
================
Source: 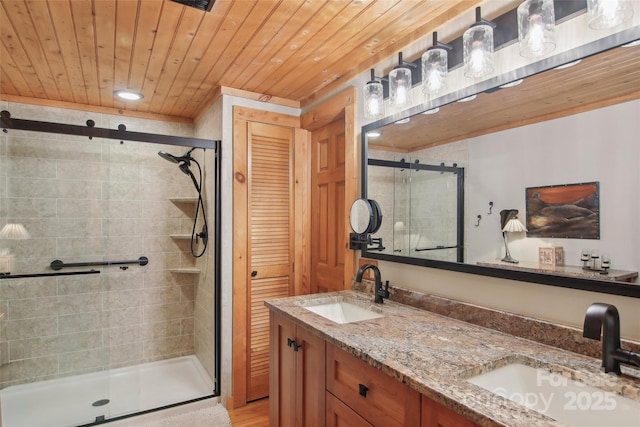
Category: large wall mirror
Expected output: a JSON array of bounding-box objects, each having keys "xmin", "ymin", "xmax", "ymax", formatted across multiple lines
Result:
[{"xmin": 361, "ymin": 24, "xmax": 640, "ymax": 298}]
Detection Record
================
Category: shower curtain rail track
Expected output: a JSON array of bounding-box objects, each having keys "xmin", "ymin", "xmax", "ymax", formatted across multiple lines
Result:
[
  {"xmin": 50, "ymin": 256, "xmax": 148, "ymax": 270},
  {"xmin": 0, "ymin": 270, "xmax": 100, "ymax": 279}
]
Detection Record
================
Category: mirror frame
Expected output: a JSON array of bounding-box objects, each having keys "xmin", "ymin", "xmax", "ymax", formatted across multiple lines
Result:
[{"xmin": 361, "ymin": 26, "xmax": 640, "ymax": 299}]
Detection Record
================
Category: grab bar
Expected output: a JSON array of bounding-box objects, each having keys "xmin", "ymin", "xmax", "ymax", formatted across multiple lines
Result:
[
  {"xmin": 50, "ymin": 256, "xmax": 148, "ymax": 270},
  {"xmin": 414, "ymin": 245, "xmax": 459, "ymax": 252},
  {"xmin": 0, "ymin": 270, "xmax": 100, "ymax": 280}
]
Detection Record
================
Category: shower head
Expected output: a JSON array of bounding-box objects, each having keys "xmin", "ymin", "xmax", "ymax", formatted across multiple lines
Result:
[
  {"xmin": 158, "ymin": 151, "xmax": 181, "ymax": 164},
  {"xmin": 157, "ymin": 147, "xmax": 196, "ymax": 165}
]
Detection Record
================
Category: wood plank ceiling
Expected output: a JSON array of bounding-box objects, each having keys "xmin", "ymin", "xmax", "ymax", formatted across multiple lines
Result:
[{"xmin": 0, "ymin": 0, "xmax": 485, "ymax": 121}]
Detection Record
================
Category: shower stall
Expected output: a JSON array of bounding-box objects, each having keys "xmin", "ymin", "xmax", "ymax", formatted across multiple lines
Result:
[{"xmin": 0, "ymin": 109, "xmax": 221, "ymax": 426}]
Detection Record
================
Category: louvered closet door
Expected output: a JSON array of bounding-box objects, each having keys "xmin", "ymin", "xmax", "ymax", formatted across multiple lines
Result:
[{"xmin": 246, "ymin": 122, "xmax": 294, "ymax": 401}]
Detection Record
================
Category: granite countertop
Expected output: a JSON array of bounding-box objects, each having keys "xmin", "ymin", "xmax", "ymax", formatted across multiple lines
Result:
[{"xmin": 265, "ymin": 289, "xmax": 640, "ymax": 427}]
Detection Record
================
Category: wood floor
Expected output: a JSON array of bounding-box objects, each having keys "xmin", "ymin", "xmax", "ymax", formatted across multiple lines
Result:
[{"xmin": 228, "ymin": 398, "xmax": 270, "ymax": 426}]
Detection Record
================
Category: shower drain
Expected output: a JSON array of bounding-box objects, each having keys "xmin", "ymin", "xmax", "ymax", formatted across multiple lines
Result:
[{"xmin": 92, "ymin": 399, "xmax": 110, "ymax": 407}]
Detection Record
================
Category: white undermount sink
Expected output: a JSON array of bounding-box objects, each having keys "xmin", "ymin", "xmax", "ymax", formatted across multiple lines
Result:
[
  {"xmin": 302, "ymin": 300, "xmax": 383, "ymax": 324},
  {"xmin": 467, "ymin": 362, "xmax": 640, "ymax": 427}
]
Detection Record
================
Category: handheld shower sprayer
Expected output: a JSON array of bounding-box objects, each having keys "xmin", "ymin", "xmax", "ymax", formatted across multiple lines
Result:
[{"xmin": 158, "ymin": 147, "xmax": 208, "ymax": 257}]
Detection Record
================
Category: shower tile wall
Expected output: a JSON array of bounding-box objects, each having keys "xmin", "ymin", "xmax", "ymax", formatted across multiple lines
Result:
[{"xmin": 0, "ymin": 102, "xmax": 207, "ymax": 389}]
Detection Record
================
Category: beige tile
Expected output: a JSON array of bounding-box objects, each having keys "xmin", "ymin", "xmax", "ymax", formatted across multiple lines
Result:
[
  {"xmin": 104, "ymin": 289, "xmax": 141, "ymax": 311},
  {"xmin": 143, "ymin": 334, "xmax": 194, "ymax": 360},
  {"xmin": 141, "ymin": 320, "xmax": 182, "ymax": 340},
  {"xmin": 58, "ymin": 312, "xmax": 106, "ymax": 334},
  {"xmin": 141, "ymin": 286, "xmax": 181, "ymax": 305},
  {"xmin": 0, "ymin": 355, "xmax": 59, "ymax": 383},
  {"xmin": 10, "ymin": 330, "xmax": 103, "ymax": 360},
  {"xmin": 0, "ymin": 278, "xmax": 57, "ymax": 300},
  {"xmin": 143, "ymin": 301, "xmax": 194, "ymax": 324},
  {"xmin": 3, "ymin": 316, "xmax": 58, "ymax": 340},
  {"xmin": 58, "ymin": 347, "xmax": 109, "ymax": 373}
]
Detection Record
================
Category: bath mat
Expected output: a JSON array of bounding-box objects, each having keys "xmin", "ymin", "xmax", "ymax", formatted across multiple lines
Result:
[{"xmin": 113, "ymin": 401, "xmax": 232, "ymax": 427}]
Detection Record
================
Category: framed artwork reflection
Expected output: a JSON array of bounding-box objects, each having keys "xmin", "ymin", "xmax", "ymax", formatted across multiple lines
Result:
[{"xmin": 526, "ymin": 182, "xmax": 600, "ymax": 239}]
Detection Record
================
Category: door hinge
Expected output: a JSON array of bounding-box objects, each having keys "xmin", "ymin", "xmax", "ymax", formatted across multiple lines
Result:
[{"xmin": 292, "ymin": 262, "xmax": 295, "ymax": 273}]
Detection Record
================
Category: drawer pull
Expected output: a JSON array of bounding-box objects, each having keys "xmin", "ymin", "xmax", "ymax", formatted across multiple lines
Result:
[{"xmin": 358, "ymin": 383, "xmax": 368, "ymax": 397}]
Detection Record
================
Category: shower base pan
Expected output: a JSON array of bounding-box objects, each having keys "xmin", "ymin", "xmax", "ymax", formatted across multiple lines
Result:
[{"xmin": 0, "ymin": 355, "xmax": 213, "ymax": 427}]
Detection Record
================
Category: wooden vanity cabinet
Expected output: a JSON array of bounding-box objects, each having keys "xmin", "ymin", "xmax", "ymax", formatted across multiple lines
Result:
[
  {"xmin": 269, "ymin": 312, "xmax": 326, "ymax": 427},
  {"xmin": 270, "ymin": 311, "xmax": 477, "ymax": 427}
]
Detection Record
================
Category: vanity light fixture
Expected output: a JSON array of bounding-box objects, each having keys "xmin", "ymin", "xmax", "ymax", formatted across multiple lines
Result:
[
  {"xmin": 389, "ymin": 52, "xmax": 416, "ymax": 109},
  {"xmin": 587, "ymin": 0, "xmax": 634, "ymax": 30},
  {"xmin": 422, "ymin": 32, "xmax": 452, "ymax": 99},
  {"xmin": 457, "ymin": 94, "xmax": 477, "ymax": 103},
  {"xmin": 114, "ymin": 90, "xmax": 144, "ymax": 101},
  {"xmin": 500, "ymin": 209, "xmax": 527, "ymax": 264},
  {"xmin": 554, "ymin": 59, "xmax": 581, "ymax": 70},
  {"xmin": 463, "ymin": 7, "xmax": 496, "ymax": 79},
  {"xmin": 364, "ymin": 69, "xmax": 385, "ymax": 119},
  {"xmin": 518, "ymin": 0, "xmax": 556, "ymax": 58},
  {"xmin": 499, "ymin": 79, "xmax": 524, "ymax": 89}
]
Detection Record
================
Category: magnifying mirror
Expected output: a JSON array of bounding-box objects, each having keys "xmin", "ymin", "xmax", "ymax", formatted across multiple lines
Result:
[
  {"xmin": 350, "ymin": 198, "xmax": 374, "ymax": 234},
  {"xmin": 349, "ymin": 199, "xmax": 384, "ymax": 250}
]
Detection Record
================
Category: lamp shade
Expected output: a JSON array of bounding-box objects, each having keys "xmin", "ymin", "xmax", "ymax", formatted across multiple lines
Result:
[
  {"xmin": 0, "ymin": 223, "xmax": 30, "ymax": 239},
  {"xmin": 518, "ymin": 0, "xmax": 556, "ymax": 58},
  {"xmin": 364, "ymin": 70, "xmax": 384, "ymax": 119},
  {"xmin": 389, "ymin": 53, "xmax": 412, "ymax": 109},
  {"xmin": 502, "ymin": 217, "xmax": 528, "ymax": 233},
  {"xmin": 587, "ymin": 0, "xmax": 634, "ymax": 30}
]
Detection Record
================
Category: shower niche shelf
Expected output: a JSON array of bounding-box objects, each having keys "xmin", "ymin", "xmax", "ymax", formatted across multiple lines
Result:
[
  {"xmin": 169, "ymin": 197, "xmax": 198, "ymax": 204},
  {"xmin": 169, "ymin": 234, "xmax": 192, "ymax": 240},
  {"xmin": 169, "ymin": 267, "xmax": 200, "ymax": 274}
]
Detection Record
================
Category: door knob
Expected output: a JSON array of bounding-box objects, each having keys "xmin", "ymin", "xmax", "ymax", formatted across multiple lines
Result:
[{"xmin": 251, "ymin": 270, "xmax": 257, "ymax": 277}]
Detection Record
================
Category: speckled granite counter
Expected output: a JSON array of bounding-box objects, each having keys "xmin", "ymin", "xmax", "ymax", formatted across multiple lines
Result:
[
  {"xmin": 478, "ymin": 260, "xmax": 638, "ymax": 283},
  {"xmin": 265, "ymin": 290, "xmax": 640, "ymax": 427}
]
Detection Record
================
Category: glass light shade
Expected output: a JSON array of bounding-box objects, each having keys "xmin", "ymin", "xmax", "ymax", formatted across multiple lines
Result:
[
  {"xmin": 518, "ymin": 0, "xmax": 556, "ymax": 58},
  {"xmin": 587, "ymin": 0, "xmax": 634, "ymax": 30},
  {"xmin": 421, "ymin": 47, "xmax": 448, "ymax": 97},
  {"xmin": 363, "ymin": 80, "xmax": 384, "ymax": 119},
  {"xmin": 463, "ymin": 24, "xmax": 494, "ymax": 78},
  {"xmin": 389, "ymin": 66, "xmax": 412, "ymax": 108}
]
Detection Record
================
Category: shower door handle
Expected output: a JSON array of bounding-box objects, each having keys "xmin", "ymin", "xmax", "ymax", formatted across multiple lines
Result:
[{"xmin": 251, "ymin": 270, "xmax": 257, "ymax": 277}]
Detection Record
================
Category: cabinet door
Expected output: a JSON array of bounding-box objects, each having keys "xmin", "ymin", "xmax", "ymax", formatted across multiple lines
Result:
[
  {"xmin": 326, "ymin": 391, "xmax": 374, "ymax": 427},
  {"xmin": 296, "ymin": 325, "xmax": 326, "ymax": 427},
  {"xmin": 422, "ymin": 395, "xmax": 478, "ymax": 427},
  {"xmin": 269, "ymin": 312, "xmax": 297, "ymax": 427},
  {"xmin": 270, "ymin": 312, "xmax": 326, "ymax": 427}
]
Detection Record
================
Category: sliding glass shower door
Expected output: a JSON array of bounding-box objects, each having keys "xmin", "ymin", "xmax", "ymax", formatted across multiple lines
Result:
[{"xmin": 0, "ymin": 118, "xmax": 216, "ymax": 426}]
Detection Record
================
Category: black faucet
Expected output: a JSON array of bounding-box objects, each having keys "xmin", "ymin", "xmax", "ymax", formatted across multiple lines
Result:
[
  {"xmin": 583, "ymin": 303, "xmax": 640, "ymax": 375},
  {"xmin": 355, "ymin": 264, "xmax": 389, "ymax": 304}
]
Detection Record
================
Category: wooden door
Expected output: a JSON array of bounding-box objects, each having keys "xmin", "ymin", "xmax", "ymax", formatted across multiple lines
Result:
[
  {"xmin": 311, "ymin": 119, "xmax": 346, "ymax": 293},
  {"xmin": 246, "ymin": 121, "xmax": 294, "ymax": 401}
]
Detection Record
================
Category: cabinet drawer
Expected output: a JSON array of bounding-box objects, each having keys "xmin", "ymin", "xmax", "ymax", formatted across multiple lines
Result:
[
  {"xmin": 422, "ymin": 394, "xmax": 478, "ymax": 427},
  {"xmin": 326, "ymin": 391, "xmax": 374, "ymax": 427},
  {"xmin": 326, "ymin": 344, "xmax": 421, "ymax": 427}
]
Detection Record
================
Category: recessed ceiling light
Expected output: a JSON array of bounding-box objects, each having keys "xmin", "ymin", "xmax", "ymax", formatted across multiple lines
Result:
[
  {"xmin": 366, "ymin": 131, "xmax": 381, "ymax": 138},
  {"xmin": 554, "ymin": 59, "xmax": 581, "ymax": 70},
  {"xmin": 622, "ymin": 39, "xmax": 640, "ymax": 47},
  {"xmin": 422, "ymin": 107, "xmax": 440, "ymax": 114},
  {"xmin": 457, "ymin": 94, "xmax": 477, "ymax": 103},
  {"xmin": 114, "ymin": 90, "xmax": 144, "ymax": 101},
  {"xmin": 395, "ymin": 118, "xmax": 410, "ymax": 124},
  {"xmin": 499, "ymin": 79, "xmax": 524, "ymax": 89}
]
